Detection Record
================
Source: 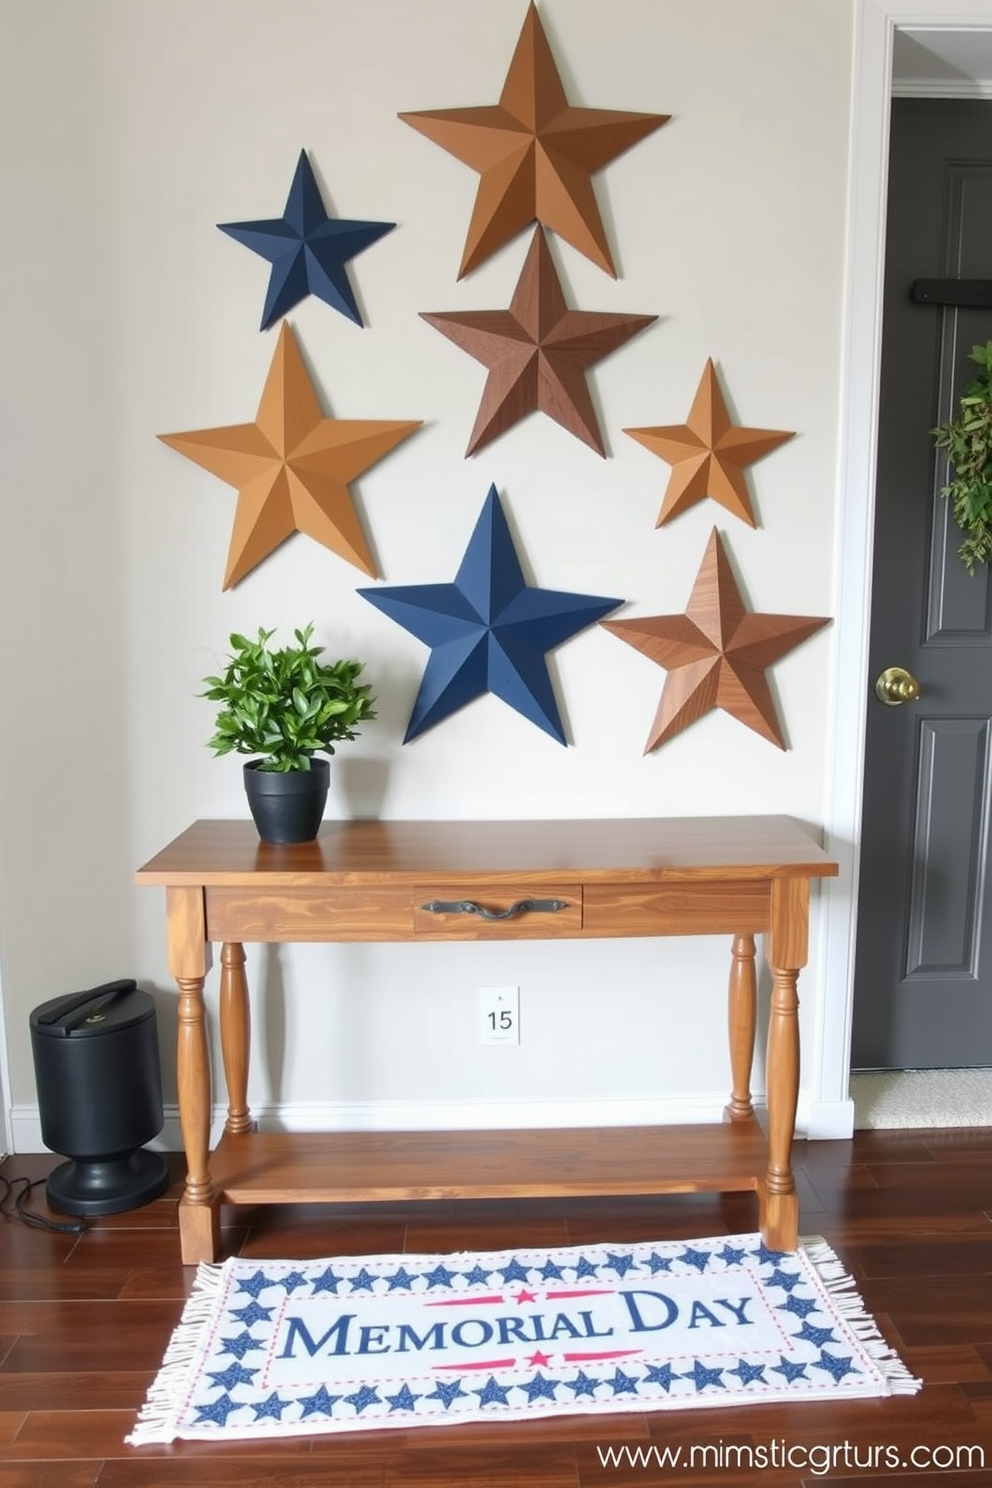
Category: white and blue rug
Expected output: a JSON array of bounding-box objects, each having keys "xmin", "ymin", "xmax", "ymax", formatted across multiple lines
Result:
[{"xmin": 128, "ymin": 1232, "xmax": 919, "ymax": 1442}]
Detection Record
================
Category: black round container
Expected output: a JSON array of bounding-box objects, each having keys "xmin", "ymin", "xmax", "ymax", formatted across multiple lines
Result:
[
  {"xmin": 30, "ymin": 980, "xmax": 169, "ymax": 1216},
  {"xmin": 243, "ymin": 757, "xmax": 330, "ymax": 843}
]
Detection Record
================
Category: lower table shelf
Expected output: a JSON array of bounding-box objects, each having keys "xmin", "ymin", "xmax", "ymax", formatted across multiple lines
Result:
[{"xmin": 193, "ymin": 1121, "xmax": 781, "ymax": 1243}]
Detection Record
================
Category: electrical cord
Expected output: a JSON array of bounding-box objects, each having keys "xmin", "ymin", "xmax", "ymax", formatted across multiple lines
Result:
[{"xmin": 0, "ymin": 1174, "xmax": 88, "ymax": 1234}]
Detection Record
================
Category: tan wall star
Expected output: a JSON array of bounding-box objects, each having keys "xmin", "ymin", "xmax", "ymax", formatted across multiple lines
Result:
[{"xmin": 158, "ymin": 324, "xmax": 421, "ymax": 590}]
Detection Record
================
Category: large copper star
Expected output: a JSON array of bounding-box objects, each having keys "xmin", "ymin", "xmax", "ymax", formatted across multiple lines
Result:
[
  {"xmin": 601, "ymin": 528, "xmax": 830, "ymax": 752},
  {"xmin": 624, "ymin": 360, "xmax": 795, "ymax": 528},
  {"xmin": 399, "ymin": 3, "xmax": 669, "ymax": 279},
  {"xmin": 158, "ymin": 324, "xmax": 421, "ymax": 589},
  {"xmin": 421, "ymin": 226, "xmax": 656, "ymax": 456}
]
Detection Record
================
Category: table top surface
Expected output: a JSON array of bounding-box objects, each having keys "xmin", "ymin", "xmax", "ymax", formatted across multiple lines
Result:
[{"xmin": 136, "ymin": 816, "xmax": 839, "ymax": 888}]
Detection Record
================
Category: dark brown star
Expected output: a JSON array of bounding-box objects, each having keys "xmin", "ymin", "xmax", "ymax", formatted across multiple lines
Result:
[
  {"xmin": 421, "ymin": 226, "xmax": 656, "ymax": 456},
  {"xmin": 399, "ymin": 2, "xmax": 669, "ymax": 278},
  {"xmin": 601, "ymin": 528, "xmax": 830, "ymax": 752},
  {"xmin": 624, "ymin": 359, "xmax": 795, "ymax": 527}
]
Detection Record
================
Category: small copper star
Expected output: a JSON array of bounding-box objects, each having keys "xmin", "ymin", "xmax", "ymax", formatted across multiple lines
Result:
[
  {"xmin": 601, "ymin": 528, "xmax": 830, "ymax": 752},
  {"xmin": 421, "ymin": 226, "xmax": 656, "ymax": 456},
  {"xmin": 624, "ymin": 359, "xmax": 794, "ymax": 527},
  {"xmin": 399, "ymin": 2, "xmax": 669, "ymax": 278},
  {"xmin": 158, "ymin": 324, "xmax": 421, "ymax": 589}
]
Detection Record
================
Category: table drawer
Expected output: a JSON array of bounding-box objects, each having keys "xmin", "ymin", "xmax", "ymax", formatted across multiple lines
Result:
[{"xmin": 204, "ymin": 885, "xmax": 583, "ymax": 941}]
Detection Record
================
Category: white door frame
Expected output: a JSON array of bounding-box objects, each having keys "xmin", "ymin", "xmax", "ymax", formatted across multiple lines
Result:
[{"xmin": 816, "ymin": 0, "xmax": 992, "ymax": 1132}]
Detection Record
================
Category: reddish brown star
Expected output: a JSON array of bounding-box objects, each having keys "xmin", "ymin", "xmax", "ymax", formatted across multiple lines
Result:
[
  {"xmin": 421, "ymin": 226, "xmax": 656, "ymax": 456},
  {"xmin": 601, "ymin": 528, "xmax": 830, "ymax": 752},
  {"xmin": 158, "ymin": 324, "xmax": 421, "ymax": 589},
  {"xmin": 399, "ymin": 3, "xmax": 669, "ymax": 278},
  {"xmin": 624, "ymin": 360, "xmax": 794, "ymax": 527}
]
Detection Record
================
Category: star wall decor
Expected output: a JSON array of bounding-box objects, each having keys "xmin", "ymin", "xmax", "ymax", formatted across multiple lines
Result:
[
  {"xmin": 399, "ymin": 2, "xmax": 669, "ymax": 279},
  {"xmin": 421, "ymin": 226, "xmax": 656, "ymax": 456},
  {"xmin": 217, "ymin": 150, "xmax": 395, "ymax": 330},
  {"xmin": 600, "ymin": 527, "xmax": 830, "ymax": 752},
  {"xmin": 158, "ymin": 323, "xmax": 421, "ymax": 589},
  {"xmin": 624, "ymin": 359, "xmax": 795, "ymax": 528},
  {"xmin": 358, "ymin": 484, "xmax": 623, "ymax": 743}
]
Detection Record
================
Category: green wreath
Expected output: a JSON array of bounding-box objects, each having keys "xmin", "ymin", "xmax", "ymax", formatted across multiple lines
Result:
[{"xmin": 931, "ymin": 341, "xmax": 992, "ymax": 575}]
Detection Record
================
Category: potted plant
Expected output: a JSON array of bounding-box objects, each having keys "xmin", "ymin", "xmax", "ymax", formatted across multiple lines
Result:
[
  {"xmin": 201, "ymin": 623, "xmax": 376, "ymax": 843},
  {"xmin": 931, "ymin": 340, "xmax": 992, "ymax": 575}
]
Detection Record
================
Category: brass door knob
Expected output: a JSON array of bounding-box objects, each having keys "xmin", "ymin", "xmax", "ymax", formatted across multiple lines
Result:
[{"xmin": 875, "ymin": 666, "xmax": 921, "ymax": 706}]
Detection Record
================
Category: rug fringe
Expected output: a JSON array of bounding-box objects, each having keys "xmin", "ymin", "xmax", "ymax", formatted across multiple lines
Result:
[
  {"xmin": 802, "ymin": 1235, "xmax": 921, "ymax": 1396},
  {"xmin": 126, "ymin": 1261, "xmax": 225, "ymax": 1444}
]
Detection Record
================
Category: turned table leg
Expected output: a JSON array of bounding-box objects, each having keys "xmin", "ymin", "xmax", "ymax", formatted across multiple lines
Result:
[
  {"xmin": 761, "ymin": 877, "xmax": 809, "ymax": 1252},
  {"xmin": 219, "ymin": 942, "xmax": 253, "ymax": 1135},
  {"xmin": 725, "ymin": 933, "xmax": 756, "ymax": 1122},
  {"xmin": 166, "ymin": 886, "xmax": 220, "ymax": 1265}
]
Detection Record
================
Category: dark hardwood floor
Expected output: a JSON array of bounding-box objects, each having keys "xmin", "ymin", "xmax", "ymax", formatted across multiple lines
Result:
[{"xmin": 1, "ymin": 1129, "xmax": 991, "ymax": 1487}]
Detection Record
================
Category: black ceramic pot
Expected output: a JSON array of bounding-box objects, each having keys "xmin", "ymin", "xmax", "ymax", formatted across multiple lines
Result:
[{"xmin": 243, "ymin": 758, "xmax": 330, "ymax": 843}]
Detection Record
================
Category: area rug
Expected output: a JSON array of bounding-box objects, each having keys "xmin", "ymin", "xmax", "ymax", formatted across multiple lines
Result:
[{"xmin": 128, "ymin": 1232, "xmax": 919, "ymax": 1443}]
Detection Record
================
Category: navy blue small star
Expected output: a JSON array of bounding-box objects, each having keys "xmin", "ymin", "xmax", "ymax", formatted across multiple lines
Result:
[
  {"xmin": 427, "ymin": 1378, "xmax": 470, "ymax": 1410},
  {"xmin": 727, "ymin": 1358, "xmax": 768, "ymax": 1387},
  {"xmin": 206, "ymin": 1361, "xmax": 258, "ymax": 1391},
  {"xmin": 385, "ymin": 1265, "xmax": 420, "ymax": 1292},
  {"xmin": 603, "ymin": 1251, "xmax": 637, "ymax": 1278},
  {"xmin": 251, "ymin": 1391, "xmax": 290, "ymax": 1421},
  {"xmin": 228, "ymin": 1300, "xmax": 273, "ymax": 1327},
  {"xmin": 474, "ymin": 1375, "xmax": 513, "ymax": 1407},
  {"xmin": 771, "ymin": 1355, "xmax": 809, "ymax": 1384},
  {"xmin": 520, "ymin": 1370, "xmax": 561, "ymax": 1403},
  {"xmin": 272, "ymin": 1268, "xmax": 308, "ymax": 1294},
  {"xmin": 643, "ymin": 1362, "xmax": 677, "ymax": 1391},
  {"xmin": 716, "ymin": 1243, "xmax": 747, "ymax": 1267},
  {"xmin": 678, "ymin": 1246, "xmax": 711, "ymax": 1273},
  {"xmin": 386, "ymin": 1382, "xmax": 423, "ymax": 1413},
  {"xmin": 682, "ymin": 1360, "xmax": 726, "ymax": 1391},
  {"xmin": 497, "ymin": 1257, "xmax": 532, "ymax": 1285},
  {"xmin": 297, "ymin": 1384, "xmax": 341, "ymax": 1419},
  {"xmin": 193, "ymin": 1390, "xmax": 241, "ymax": 1427},
  {"xmin": 216, "ymin": 1328, "xmax": 264, "ymax": 1361},
  {"xmin": 234, "ymin": 1269, "xmax": 273, "ymax": 1299},
  {"xmin": 605, "ymin": 1366, "xmax": 641, "ymax": 1395},
  {"xmin": 779, "ymin": 1294, "xmax": 819, "ymax": 1320},
  {"xmin": 348, "ymin": 1267, "xmax": 379, "ymax": 1293},
  {"xmin": 310, "ymin": 1266, "xmax": 344, "ymax": 1295},
  {"xmin": 461, "ymin": 1264, "xmax": 495, "ymax": 1287},
  {"xmin": 795, "ymin": 1321, "xmax": 840, "ymax": 1348},
  {"xmin": 811, "ymin": 1349, "xmax": 861, "ymax": 1382},
  {"xmin": 752, "ymin": 1241, "xmax": 789, "ymax": 1265},
  {"xmin": 572, "ymin": 1256, "xmax": 600, "ymax": 1280},
  {"xmin": 537, "ymin": 1258, "xmax": 565, "ymax": 1282},
  {"xmin": 645, "ymin": 1252, "xmax": 674, "ymax": 1274},
  {"xmin": 359, "ymin": 485, "xmax": 622, "ymax": 744},
  {"xmin": 563, "ymin": 1369, "xmax": 601, "ymax": 1398},
  {"xmin": 422, "ymin": 1262, "xmax": 459, "ymax": 1290},
  {"xmin": 218, "ymin": 149, "xmax": 395, "ymax": 330},
  {"xmin": 344, "ymin": 1383, "xmax": 382, "ymax": 1414},
  {"xmin": 766, "ymin": 1265, "xmax": 804, "ymax": 1293}
]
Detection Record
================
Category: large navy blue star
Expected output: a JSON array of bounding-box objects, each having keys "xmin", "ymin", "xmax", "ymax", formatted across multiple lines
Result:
[
  {"xmin": 359, "ymin": 485, "xmax": 622, "ymax": 743},
  {"xmin": 218, "ymin": 149, "xmax": 395, "ymax": 330}
]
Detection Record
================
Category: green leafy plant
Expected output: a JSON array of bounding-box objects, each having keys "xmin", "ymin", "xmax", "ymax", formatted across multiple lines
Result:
[
  {"xmin": 201, "ymin": 624, "xmax": 376, "ymax": 772},
  {"xmin": 931, "ymin": 340, "xmax": 992, "ymax": 575}
]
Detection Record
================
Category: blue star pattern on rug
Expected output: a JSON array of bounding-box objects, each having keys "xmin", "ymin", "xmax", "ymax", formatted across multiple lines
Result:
[
  {"xmin": 218, "ymin": 150, "xmax": 395, "ymax": 330},
  {"xmin": 131, "ymin": 1233, "xmax": 916, "ymax": 1444},
  {"xmin": 359, "ymin": 485, "xmax": 623, "ymax": 743}
]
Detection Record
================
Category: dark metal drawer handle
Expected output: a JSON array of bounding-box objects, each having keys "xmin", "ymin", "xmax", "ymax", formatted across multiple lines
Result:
[{"xmin": 420, "ymin": 898, "xmax": 568, "ymax": 920}]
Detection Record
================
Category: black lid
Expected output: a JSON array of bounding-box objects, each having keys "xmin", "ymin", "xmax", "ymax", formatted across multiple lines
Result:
[{"xmin": 30, "ymin": 980, "xmax": 153, "ymax": 1037}]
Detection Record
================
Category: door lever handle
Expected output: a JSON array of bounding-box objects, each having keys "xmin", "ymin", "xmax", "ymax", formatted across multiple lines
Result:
[{"xmin": 875, "ymin": 666, "xmax": 921, "ymax": 706}]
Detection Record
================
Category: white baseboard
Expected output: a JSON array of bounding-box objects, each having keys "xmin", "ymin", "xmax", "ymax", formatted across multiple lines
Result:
[{"xmin": 8, "ymin": 1087, "xmax": 847, "ymax": 1154}]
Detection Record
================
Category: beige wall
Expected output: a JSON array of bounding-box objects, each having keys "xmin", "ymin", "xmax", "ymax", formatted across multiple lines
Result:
[{"xmin": 0, "ymin": 0, "xmax": 852, "ymax": 1138}]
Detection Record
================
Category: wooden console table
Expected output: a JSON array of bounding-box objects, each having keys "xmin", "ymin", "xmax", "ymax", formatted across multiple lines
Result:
[{"xmin": 136, "ymin": 816, "xmax": 837, "ymax": 1264}]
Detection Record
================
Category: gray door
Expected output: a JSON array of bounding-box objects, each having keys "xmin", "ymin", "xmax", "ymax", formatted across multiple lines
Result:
[{"xmin": 852, "ymin": 98, "xmax": 992, "ymax": 1070}]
